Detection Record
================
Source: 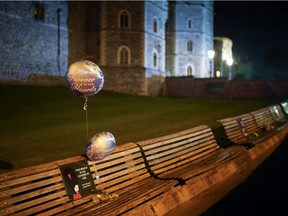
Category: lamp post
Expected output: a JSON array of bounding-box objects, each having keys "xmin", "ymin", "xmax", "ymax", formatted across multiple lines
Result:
[
  {"xmin": 226, "ymin": 58, "xmax": 233, "ymax": 80},
  {"xmin": 208, "ymin": 49, "xmax": 215, "ymax": 78}
]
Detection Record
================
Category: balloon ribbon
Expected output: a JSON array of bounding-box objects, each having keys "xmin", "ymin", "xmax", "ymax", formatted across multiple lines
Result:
[{"xmin": 83, "ymin": 97, "xmax": 89, "ymax": 141}]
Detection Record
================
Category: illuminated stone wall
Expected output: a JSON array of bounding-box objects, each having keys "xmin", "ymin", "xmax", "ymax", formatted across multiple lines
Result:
[
  {"xmin": 101, "ymin": 66, "xmax": 147, "ymax": 95},
  {"xmin": 144, "ymin": 1, "xmax": 168, "ymax": 77},
  {"xmin": 0, "ymin": 1, "xmax": 214, "ymax": 96},
  {"xmin": 166, "ymin": 1, "xmax": 214, "ymax": 78},
  {"xmin": 68, "ymin": 1, "xmax": 168, "ymax": 95},
  {"xmin": 68, "ymin": 1, "xmax": 213, "ymax": 95},
  {"xmin": 0, "ymin": 1, "xmax": 68, "ymax": 80}
]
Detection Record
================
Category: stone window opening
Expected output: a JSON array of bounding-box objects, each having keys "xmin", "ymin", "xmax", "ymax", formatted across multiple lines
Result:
[
  {"xmin": 153, "ymin": 18, "xmax": 158, "ymax": 33},
  {"xmin": 118, "ymin": 46, "xmax": 131, "ymax": 65},
  {"xmin": 187, "ymin": 40, "xmax": 193, "ymax": 52},
  {"xmin": 188, "ymin": 19, "xmax": 192, "ymax": 29},
  {"xmin": 34, "ymin": 3, "xmax": 45, "ymax": 21},
  {"xmin": 153, "ymin": 53, "xmax": 157, "ymax": 68},
  {"xmin": 187, "ymin": 65, "xmax": 193, "ymax": 76},
  {"xmin": 118, "ymin": 10, "xmax": 131, "ymax": 28}
]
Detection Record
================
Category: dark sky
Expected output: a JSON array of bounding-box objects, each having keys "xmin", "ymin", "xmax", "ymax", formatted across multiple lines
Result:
[{"xmin": 214, "ymin": 1, "xmax": 288, "ymax": 70}]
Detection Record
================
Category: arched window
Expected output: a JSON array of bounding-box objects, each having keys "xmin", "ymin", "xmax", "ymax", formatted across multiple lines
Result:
[
  {"xmin": 118, "ymin": 46, "xmax": 131, "ymax": 65},
  {"xmin": 153, "ymin": 53, "xmax": 157, "ymax": 67},
  {"xmin": 187, "ymin": 40, "xmax": 193, "ymax": 52},
  {"xmin": 34, "ymin": 3, "xmax": 45, "ymax": 21},
  {"xmin": 118, "ymin": 10, "xmax": 130, "ymax": 28},
  {"xmin": 188, "ymin": 19, "xmax": 192, "ymax": 29},
  {"xmin": 153, "ymin": 18, "xmax": 158, "ymax": 33},
  {"xmin": 187, "ymin": 66, "xmax": 193, "ymax": 76}
]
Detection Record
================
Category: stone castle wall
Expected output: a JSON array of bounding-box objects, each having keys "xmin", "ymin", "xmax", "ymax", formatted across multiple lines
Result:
[
  {"xmin": 0, "ymin": 1, "xmax": 68, "ymax": 81},
  {"xmin": 165, "ymin": 77, "xmax": 288, "ymax": 99},
  {"xmin": 102, "ymin": 66, "xmax": 147, "ymax": 95},
  {"xmin": 166, "ymin": 1, "xmax": 213, "ymax": 77},
  {"xmin": 0, "ymin": 1, "xmax": 216, "ymax": 97}
]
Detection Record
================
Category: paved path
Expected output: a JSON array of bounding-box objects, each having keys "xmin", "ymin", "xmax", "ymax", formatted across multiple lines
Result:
[{"xmin": 166, "ymin": 138, "xmax": 288, "ymax": 216}]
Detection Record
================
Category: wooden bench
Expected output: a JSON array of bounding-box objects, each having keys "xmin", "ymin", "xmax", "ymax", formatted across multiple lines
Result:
[
  {"xmin": 268, "ymin": 104, "xmax": 288, "ymax": 130},
  {"xmin": 218, "ymin": 109, "xmax": 276, "ymax": 148},
  {"xmin": 136, "ymin": 125, "xmax": 246, "ymax": 182},
  {"xmin": 0, "ymin": 142, "xmax": 179, "ymax": 216}
]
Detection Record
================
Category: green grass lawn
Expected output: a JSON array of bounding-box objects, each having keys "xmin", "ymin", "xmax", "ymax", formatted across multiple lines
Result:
[{"xmin": 0, "ymin": 84, "xmax": 280, "ymax": 171}]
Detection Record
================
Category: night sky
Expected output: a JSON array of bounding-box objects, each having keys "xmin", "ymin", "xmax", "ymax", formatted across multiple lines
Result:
[{"xmin": 214, "ymin": 1, "xmax": 288, "ymax": 76}]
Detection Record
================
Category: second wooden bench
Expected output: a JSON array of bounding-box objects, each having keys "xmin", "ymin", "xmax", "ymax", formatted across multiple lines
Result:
[
  {"xmin": 218, "ymin": 108, "xmax": 277, "ymax": 148},
  {"xmin": 136, "ymin": 125, "xmax": 247, "ymax": 182}
]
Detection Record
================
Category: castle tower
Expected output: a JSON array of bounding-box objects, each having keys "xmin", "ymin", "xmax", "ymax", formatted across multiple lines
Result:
[
  {"xmin": 166, "ymin": 0, "xmax": 214, "ymax": 78},
  {"xmin": 98, "ymin": 1, "xmax": 168, "ymax": 95}
]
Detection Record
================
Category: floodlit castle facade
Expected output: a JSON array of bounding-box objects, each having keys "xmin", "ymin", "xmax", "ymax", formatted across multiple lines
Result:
[
  {"xmin": 166, "ymin": 1, "xmax": 214, "ymax": 78},
  {"xmin": 0, "ymin": 1, "xmax": 214, "ymax": 95}
]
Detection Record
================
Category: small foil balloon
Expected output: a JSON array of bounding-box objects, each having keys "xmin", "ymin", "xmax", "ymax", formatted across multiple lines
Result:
[
  {"xmin": 66, "ymin": 60, "xmax": 104, "ymax": 98},
  {"xmin": 86, "ymin": 132, "xmax": 116, "ymax": 161}
]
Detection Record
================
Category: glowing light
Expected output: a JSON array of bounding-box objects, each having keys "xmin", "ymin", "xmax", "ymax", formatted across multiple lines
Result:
[
  {"xmin": 226, "ymin": 58, "xmax": 233, "ymax": 66},
  {"xmin": 208, "ymin": 49, "xmax": 215, "ymax": 59}
]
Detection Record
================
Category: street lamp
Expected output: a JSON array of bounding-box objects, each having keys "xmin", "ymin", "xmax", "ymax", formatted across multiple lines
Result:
[
  {"xmin": 226, "ymin": 58, "xmax": 233, "ymax": 80},
  {"xmin": 207, "ymin": 49, "xmax": 215, "ymax": 78}
]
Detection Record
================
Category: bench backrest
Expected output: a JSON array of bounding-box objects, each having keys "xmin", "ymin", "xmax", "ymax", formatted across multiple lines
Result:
[
  {"xmin": 0, "ymin": 156, "xmax": 85, "ymax": 215},
  {"xmin": 218, "ymin": 113, "xmax": 259, "ymax": 144},
  {"xmin": 136, "ymin": 125, "xmax": 220, "ymax": 178},
  {"xmin": 88, "ymin": 142, "xmax": 150, "ymax": 194},
  {"xmin": 251, "ymin": 107, "xmax": 275, "ymax": 128}
]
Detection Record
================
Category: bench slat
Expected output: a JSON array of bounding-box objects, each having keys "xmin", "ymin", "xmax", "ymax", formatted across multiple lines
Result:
[
  {"xmin": 0, "ymin": 169, "xmax": 60, "ymax": 189},
  {"xmin": 1, "ymin": 175, "xmax": 63, "ymax": 199},
  {"xmin": 0, "ymin": 156, "xmax": 84, "ymax": 180},
  {"xmin": 152, "ymin": 146, "xmax": 221, "ymax": 178},
  {"xmin": 0, "ymin": 179, "xmax": 64, "ymax": 209}
]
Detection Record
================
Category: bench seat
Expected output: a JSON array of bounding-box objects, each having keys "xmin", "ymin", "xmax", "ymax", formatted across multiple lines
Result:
[{"xmin": 136, "ymin": 125, "xmax": 246, "ymax": 182}]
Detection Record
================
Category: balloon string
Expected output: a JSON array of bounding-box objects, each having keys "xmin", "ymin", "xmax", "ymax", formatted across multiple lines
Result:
[{"xmin": 83, "ymin": 98, "xmax": 89, "ymax": 141}]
